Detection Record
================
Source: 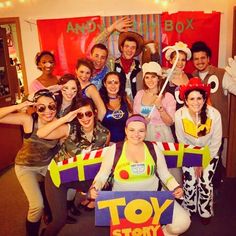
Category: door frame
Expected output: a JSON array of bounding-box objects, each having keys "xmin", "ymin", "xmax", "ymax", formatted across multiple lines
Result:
[{"xmin": 0, "ymin": 17, "xmax": 28, "ymax": 94}]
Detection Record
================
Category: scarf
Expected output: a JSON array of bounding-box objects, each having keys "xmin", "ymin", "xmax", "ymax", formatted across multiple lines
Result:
[{"xmin": 120, "ymin": 56, "xmax": 133, "ymax": 74}]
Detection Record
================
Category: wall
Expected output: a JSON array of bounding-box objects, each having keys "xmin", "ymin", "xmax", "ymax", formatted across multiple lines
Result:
[{"xmin": 0, "ymin": 0, "xmax": 236, "ymax": 88}]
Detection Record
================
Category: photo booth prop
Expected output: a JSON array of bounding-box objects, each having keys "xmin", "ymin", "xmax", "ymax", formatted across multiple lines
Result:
[
  {"xmin": 95, "ymin": 191, "xmax": 173, "ymax": 235},
  {"xmin": 48, "ymin": 142, "xmax": 211, "ymax": 188},
  {"xmin": 37, "ymin": 12, "xmax": 220, "ymax": 75}
]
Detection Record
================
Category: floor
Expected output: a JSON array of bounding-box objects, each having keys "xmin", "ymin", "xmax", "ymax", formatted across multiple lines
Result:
[{"xmin": 0, "ymin": 167, "xmax": 236, "ymax": 236}]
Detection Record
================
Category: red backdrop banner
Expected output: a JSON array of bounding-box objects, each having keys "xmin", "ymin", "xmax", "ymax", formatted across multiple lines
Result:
[
  {"xmin": 37, "ymin": 12, "xmax": 220, "ymax": 75},
  {"xmin": 37, "ymin": 16, "xmax": 101, "ymax": 75},
  {"xmin": 161, "ymin": 11, "xmax": 221, "ymax": 73}
]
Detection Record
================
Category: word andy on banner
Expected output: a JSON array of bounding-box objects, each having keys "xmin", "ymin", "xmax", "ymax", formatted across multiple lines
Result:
[
  {"xmin": 110, "ymin": 218, "xmax": 164, "ymax": 236},
  {"xmin": 95, "ymin": 191, "xmax": 174, "ymax": 227},
  {"xmin": 67, "ymin": 20, "xmax": 105, "ymax": 34}
]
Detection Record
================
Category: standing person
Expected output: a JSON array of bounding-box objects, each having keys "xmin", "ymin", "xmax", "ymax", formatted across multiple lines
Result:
[
  {"xmin": 133, "ymin": 61, "xmax": 175, "ymax": 142},
  {"xmin": 133, "ymin": 61, "xmax": 182, "ymax": 185},
  {"xmin": 89, "ymin": 114, "xmax": 191, "ymax": 236},
  {"xmin": 164, "ymin": 41, "xmax": 192, "ymax": 142},
  {"xmin": 36, "ymin": 98, "xmax": 110, "ymax": 236},
  {"xmin": 75, "ymin": 58, "xmax": 106, "ymax": 121},
  {"xmin": 93, "ymin": 17, "xmax": 143, "ymax": 100},
  {"xmin": 30, "ymin": 51, "xmax": 59, "ymax": 93},
  {"xmin": 115, "ymin": 31, "xmax": 144, "ymax": 100},
  {"xmin": 99, "ymin": 71, "xmax": 132, "ymax": 143},
  {"xmin": 89, "ymin": 43, "xmax": 110, "ymax": 90},
  {"xmin": 55, "ymin": 73, "xmax": 82, "ymax": 220},
  {"xmin": 175, "ymin": 78, "xmax": 222, "ymax": 225},
  {"xmin": 0, "ymin": 89, "xmax": 59, "ymax": 235},
  {"xmin": 191, "ymin": 41, "xmax": 236, "ymax": 190}
]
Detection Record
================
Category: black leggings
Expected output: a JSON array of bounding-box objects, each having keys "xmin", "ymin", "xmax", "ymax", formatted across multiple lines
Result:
[{"xmin": 43, "ymin": 171, "xmax": 92, "ymax": 236}]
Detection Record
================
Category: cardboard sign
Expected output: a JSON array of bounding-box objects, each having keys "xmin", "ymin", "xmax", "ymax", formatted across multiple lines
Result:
[{"xmin": 95, "ymin": 191, "xmax": 174, "ymax": 226}]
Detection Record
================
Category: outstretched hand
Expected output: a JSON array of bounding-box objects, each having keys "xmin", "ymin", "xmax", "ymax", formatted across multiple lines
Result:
[
  {"xmin": 109, "ymin": 17, "xmax": 133, "ymax": 33},
  {"xmin": 47, "ymin": 84, "xmax": 63, "ymax": 93}
]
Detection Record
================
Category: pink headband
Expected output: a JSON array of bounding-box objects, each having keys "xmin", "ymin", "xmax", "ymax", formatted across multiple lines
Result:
[{"xmin": 126, "ymin": 115, "xmax": 148, "ymax": 127}]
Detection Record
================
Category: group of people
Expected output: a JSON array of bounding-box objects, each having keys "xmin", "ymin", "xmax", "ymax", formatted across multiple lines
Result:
[{"xmin": 1, "ymin": 17, "xmax": 236, "ymax": 236}]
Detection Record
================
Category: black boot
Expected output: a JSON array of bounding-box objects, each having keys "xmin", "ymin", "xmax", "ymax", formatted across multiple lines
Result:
[
  {"xmin": 67, "ymin": 200, "xmax": 81, "ymax": 216},
  {"xmin": 39, "ymin": 181, "xmax": 52, "ymax": 224},
  {"xmin": 26, "ymin": 219, "xmax": 41, "ymax": 236}
]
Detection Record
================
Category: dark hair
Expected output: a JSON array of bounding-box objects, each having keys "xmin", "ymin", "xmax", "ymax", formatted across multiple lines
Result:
[
  {"xmin": 142, "ymin": 72, "xmax": 165, "ymax": 94},
  {"xmin": 99, "ymin": 72, "xmax": 133, "ymax": 113},
  {"xmin": 35, "ymin": 50, "xmax": 55, "ymax": 67},
  {"xmin": 184, "ymin": 89, "xmax": 208, "ymax": 136},
  {"xmin": 33, "ymin": 89, "xmax": 56, "ymax": 102},
  {"xmin": 56, "ymin": 74, "xmax": 81, "ymax": 115},
  {"xmin": 91, "ymin": 43, "xmax": 108, "ymax": 58},
  {"xmin": 191, "ymin": 41, "xmax": 212, "ymax": 58},
  {"xmin": 72, "ymin": 98, "xmax": 97, "ymax": 140},
  {"xmin": 75, "ymin": 58, "xmax": 94, "ymax": 74},
  {"xmin": 121, "ymin": 36, "xmax": 138, "ymax": 48}
]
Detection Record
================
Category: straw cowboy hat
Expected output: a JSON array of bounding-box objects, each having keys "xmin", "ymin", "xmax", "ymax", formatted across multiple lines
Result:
[
  {"xmin": 164, "ymin": 41, "xmax": 192, "ymax": 61},
  {"xmin": 118, "ymin": 31, "xmax": 144, "ymax": 57},
  {"xmin": 142, "ymin": 61, "xmax": 162, "ymax": 77}
]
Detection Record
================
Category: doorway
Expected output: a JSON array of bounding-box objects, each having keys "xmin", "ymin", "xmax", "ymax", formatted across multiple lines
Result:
[{"xmin": 0, "ymin": 17, "xmax": 28, "ymax": 96}]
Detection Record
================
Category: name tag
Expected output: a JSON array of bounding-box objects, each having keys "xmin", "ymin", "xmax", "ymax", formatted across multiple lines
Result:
[{"xmin": 131, "ymin": 163, "xmax": 145, "ymax": 175}]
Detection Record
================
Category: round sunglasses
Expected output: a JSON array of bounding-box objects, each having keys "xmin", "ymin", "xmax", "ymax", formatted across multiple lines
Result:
[
  {"xmin": 77, "ymin": 111, "xmax": 93, "ymax": 119},
  {"xmin": 36, "ymin": 103, "xmax": 57, "ymax": 113}
]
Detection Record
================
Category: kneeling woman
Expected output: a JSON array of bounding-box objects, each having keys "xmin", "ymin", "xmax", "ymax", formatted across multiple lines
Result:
[
  {"xmin": 90, "ymin": 114, "xmax": 191, "ymax": 236},
  {"xmin": 37, "ymin": 98, "xmax": 110, "ymax": 235}
]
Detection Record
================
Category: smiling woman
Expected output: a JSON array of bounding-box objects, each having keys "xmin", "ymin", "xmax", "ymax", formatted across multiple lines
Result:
[
  {"xmin": 36, "ymin": 98, "xmax": 110, "ymax": 235},
  {"xmin": 175, "ymin": 77, "xmax": 222, "ymax": 225},
  {"xmin": 29, "ymin": 51, "xmax": 59, "ymax": 93},
  {"xmin": 0, "ymin": 89, "xmax": 59, "ymax": 235}
]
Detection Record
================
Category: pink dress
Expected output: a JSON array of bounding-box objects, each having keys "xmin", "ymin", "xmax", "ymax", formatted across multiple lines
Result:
[{"xmin": 133, "ymin": 90, "xmax": 176, "ymax": 142}]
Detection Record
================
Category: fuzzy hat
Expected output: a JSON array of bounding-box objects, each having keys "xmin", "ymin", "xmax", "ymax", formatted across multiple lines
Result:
[
  {"xmin": 118, "ymin": 31, "xmax": 144, "ymax": 57},
  {"xmin": 179, "ymin": 77, "xmax": 211, "ymax": 100},
  {"xmin": 164, "ymin": 41, "xmax": 192, "ymax": 61},
  {"xmin": 142, "ymin": 61, "xmax": 162, "ymax": 78}
]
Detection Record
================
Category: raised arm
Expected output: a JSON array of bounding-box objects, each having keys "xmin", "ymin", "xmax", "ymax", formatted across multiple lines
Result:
[
  {"xmin": 0, "ymin": 101, "xmax": 33, "ymax": 130},
  {"xmin": 93, "ymin": 17, "xmax": 133, "ymax": 45},
  {"xmin": 37, "ymin": 109, "xmax": 79, "ymax": 139}
]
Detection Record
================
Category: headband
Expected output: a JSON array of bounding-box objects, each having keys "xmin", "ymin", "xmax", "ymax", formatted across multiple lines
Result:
[{"xmin": 126, "ymin": 115, "xmax": 148, "ymax": 127}]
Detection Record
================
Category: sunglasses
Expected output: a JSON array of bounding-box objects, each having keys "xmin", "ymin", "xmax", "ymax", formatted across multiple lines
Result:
[
  {"xmin": 77, "ymin": 111, "xmax": 93, "ymax": 119},
  {"xmin": 33, "ymin": 89, "xmax": 56, "ymax": 102},
  {"xmin": 36, "ymin": 104, "xmax": 57, "ymax": 113}
]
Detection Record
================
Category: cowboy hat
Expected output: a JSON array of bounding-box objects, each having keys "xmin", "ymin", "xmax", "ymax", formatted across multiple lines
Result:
[
  {"xmin": 164, "ymin": 41, "xmax": 192, "ymax": 61},
  {"xmin": 179, "ymin": 77, "xmax": 211, "ymax": 100},
  {"xmin": 142, "ymin": 61, "xmax": 162, "ymax": 77},
  {"xmin": 118, "ymin": 31, "xmax": 144, "ymax": 57}
]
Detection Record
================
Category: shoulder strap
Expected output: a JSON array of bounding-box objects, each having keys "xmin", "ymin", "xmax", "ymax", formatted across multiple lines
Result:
[
  {"xmin": 112, "ymin": 141, "xmax": 124, "ymax": 171},
  {"xmin": 144, "ymin": 141, "xmax": 157, "ymax": 166}
]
